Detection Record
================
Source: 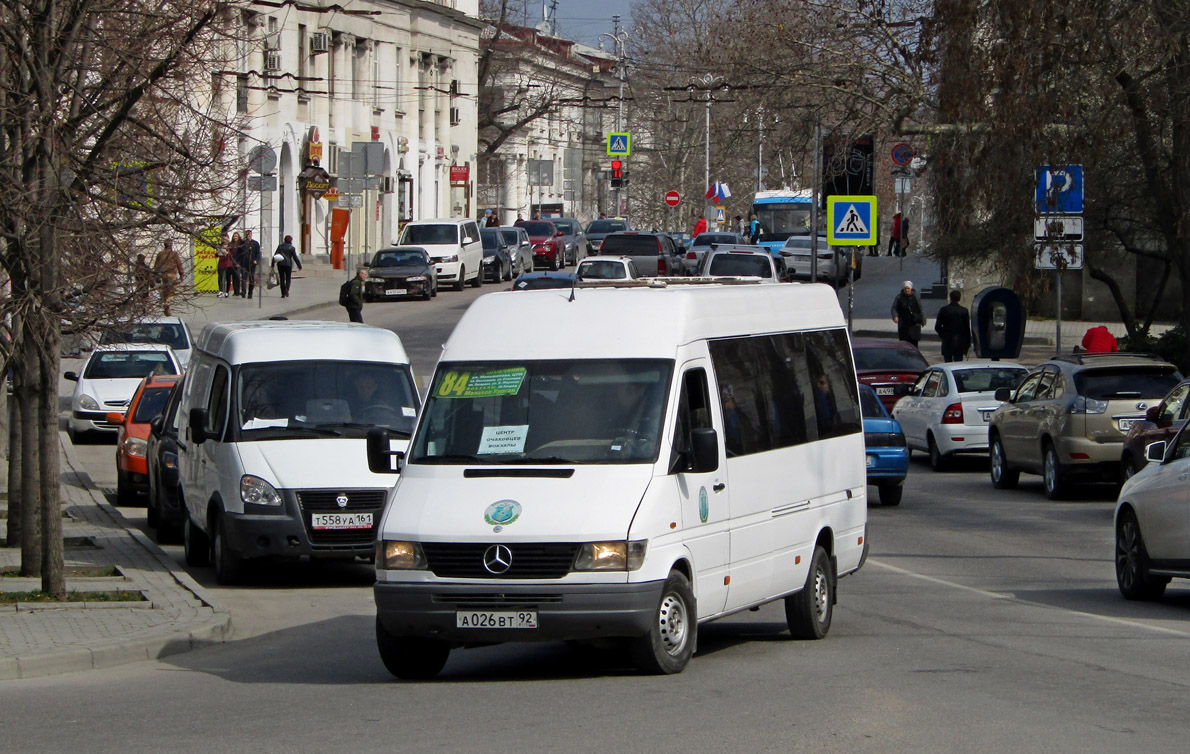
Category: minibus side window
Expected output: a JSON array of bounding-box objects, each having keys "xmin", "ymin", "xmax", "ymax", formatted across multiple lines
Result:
[
  {"xmin": 804, "ymin": 330, "xmax": 861, "ymax": 439},
  {"xmin": 671, "ymin": 368, "xmax": 712, "ymax": 471},
  {"xmin": 207, "ymin": 365, "xmax": 230, "ymax": 439}
]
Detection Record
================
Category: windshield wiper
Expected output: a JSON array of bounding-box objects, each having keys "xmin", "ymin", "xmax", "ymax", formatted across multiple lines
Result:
[
  {"xmin": 283, "ymin": 424, "xmax": 345, "ymax": 437},
  {"xmin": 416, "ymin": 453, "xmax": 486, "ymax": 464},
  {"xmin": 513, "ymin": 456, "xmax": 575, "ymax": 464},
  {"xmin": 314, "ymin": 422, "xmax": 412, "ymax": 438}
]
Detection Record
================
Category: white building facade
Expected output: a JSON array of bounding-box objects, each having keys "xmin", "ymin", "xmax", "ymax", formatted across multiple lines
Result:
[{"xmin": 216, "ymin": 0, "xmax": 482, "ymax": 266}]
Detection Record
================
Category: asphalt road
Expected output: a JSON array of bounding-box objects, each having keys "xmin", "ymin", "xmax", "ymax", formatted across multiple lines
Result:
[{"xmin": 27, "ymin": 279, "xmax": 1190, "ymax": 753}]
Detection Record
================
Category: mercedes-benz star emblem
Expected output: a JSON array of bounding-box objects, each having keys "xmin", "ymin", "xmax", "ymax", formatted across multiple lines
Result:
[
  {"xmin": 483, "ymin": 544, "xmax": 513, "ymax": 575},
  {"xmin": 335, "ymin": 493, "xmax": 349, "ymax": 509}
]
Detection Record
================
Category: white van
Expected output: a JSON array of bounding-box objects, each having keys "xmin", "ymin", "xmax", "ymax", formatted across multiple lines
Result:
[
  {"xmin": 398, "ymin": 218, "xmax": 484, "ymax": 291},
  {"xmin": 176, "ymin": 321, "xmax": 419, "ymax": 584},
  {"xmin": 368, "ymin": 281, "xmax": 867, "ymax": 678}
]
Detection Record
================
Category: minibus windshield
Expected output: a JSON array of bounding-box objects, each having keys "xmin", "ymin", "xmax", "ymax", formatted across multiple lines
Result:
[
  {"xmin": 236, "ymin": 360, "xmax": 419, "ymax": 439},
  {"xmin": 411, "ymin": 359, "xmax": 673, "ymax": 464}
]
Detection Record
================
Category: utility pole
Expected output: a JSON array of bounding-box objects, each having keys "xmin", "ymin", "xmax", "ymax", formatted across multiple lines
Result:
[{"xmin": 600, "ymin": 17, "xmax": 631, "ymax": 217}]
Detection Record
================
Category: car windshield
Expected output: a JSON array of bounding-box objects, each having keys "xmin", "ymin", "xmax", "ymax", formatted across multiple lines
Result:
[
  {"xmin": 84, "ymin": 351, "xmax": 176, "ymax": 380},
  {"xmin": 519, "ymin": 222, "xmax": 555, "ymax": 236},
  {"xmin": 859, "ymin": 388, "xmax": 887, "ymax": 418},
  {"xmin": 953, "ymin": 367, "xmax": 1028, "ymax": 393},
  {"xmin": 853, "ymin": 346, "xmax": 929, "ymax": 372},
  {"xmin": 586, "ymin": 220, "xmax": 626, "ymax": 234},
  {"xmin": 372, "ymin": 250, "xmax": 425, "ymax": 267},
  {"xmin": 99, "ymin": 323, "xmax": 188, "ymax": 350},
  {"xmin": 411, "ymin": 359, "xmax": 673, "ymax": 465},
  {"xmin": 707, "ymin": 254, "xmax": 773, "ymax": 278},
  {"xmin": 692, "ymin": 233, "xmax": 738, "ymax": 247},
  {"xmin": 554, "ymin": 220, "xmax": 576, "ymax": 234},
  {"xmin": 236, "ymin": 360, "xmax": 419, "ymax": 439},
  {"xmin": 1074, "ymin": 367, "xmax": 1182, "ymax": 400},
  {"xmin": 577, "ymin": 260, "xmax": 628, "ymax": 280},
  {"xmin": 400, "ymin": 224, "xmax": 457, "ymax": 245},
  {"xmin": 480, "ymin": 229, "xmax": 503, "ymax": 250},
  {"xmin": 132, "ymin": 385, "xmax": 176, "ymax": 423},
  {"xmin": 513, "ymin": 275, "xmax": 574, "ymax": 290},
  {"xmin": 601, "ymin": 236, "xmax": 659, "ymax": 254},
  {"xmin": 499, "ymin": 229, "xmax": 521, "ymax": 245}
]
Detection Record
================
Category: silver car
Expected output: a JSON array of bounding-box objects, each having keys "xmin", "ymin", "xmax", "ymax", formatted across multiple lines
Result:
[
  {"xmin": 552, "ymin": 217, "xmax": 586, "ymax": 266},
  {"xmin": 684, "ymin": 232, "xmax": 745, "ymax": 274},
  {"xmin": 782, "ymin": 235, "xmax": 862, "ymax": 286},
  {"xmin": 498, "ymin": 226, "xmax": 532, "ymax": 276}
]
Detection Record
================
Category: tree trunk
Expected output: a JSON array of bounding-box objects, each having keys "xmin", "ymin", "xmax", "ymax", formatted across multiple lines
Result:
[
  {"xmin": 5, "ymin": 391, "xmax": 20, "ymax": 548},
  {"xmin": 39, "ymin": 333, "xmax": 64, "ymax": 598},
  {"xmin": 16, "ymin": 337, "xmax": 40, "ymax": 578}
]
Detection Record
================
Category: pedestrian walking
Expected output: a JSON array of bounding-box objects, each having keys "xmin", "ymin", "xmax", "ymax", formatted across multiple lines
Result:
[
  {"xmin": 734, "ymin": 215, "xmax": 744, "ymax": 236},
  {"xmin": 890, "ymin": 280, "xmax": 925, "ymax": 348},
  {"xmin": 342, "ymin": 266, "xmax": 367, "ymax": 323},
  {"xmin": 231, "ymin": 231, "xmax": 249, "ymax": 297},
  {"xmin": 748, "ymin": 213, "xmax": 761, "ymax": 244},
  {"xmin": 216, "ymin": 233, "xmax": 235, "ymax": 298},
  {"xmin": 243, "ymin": 230, "xmax": 262, "ymax": 299},
  {"xmin": 934, "ymin": 290, "xmax": 972, "ymax": 362},
  {"xmin": 271, "ymin": 234, "xmax": 301, "ymax": 298},
  {"xmin": 153, "ymin": 240, "xmax": 185, "ymax": 315},
  {"xmin": 886, "ymin": 212, "xmax": 902, "ymax": 257},
  {"xmin": 692, "ymin": 213, "xmax": 707, "ymax": 238}
]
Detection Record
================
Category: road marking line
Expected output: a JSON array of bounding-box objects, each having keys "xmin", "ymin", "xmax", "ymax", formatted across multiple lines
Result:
[{"xmin": 868, "ymin": 558, "xmax": 1190, "ymax": 638}]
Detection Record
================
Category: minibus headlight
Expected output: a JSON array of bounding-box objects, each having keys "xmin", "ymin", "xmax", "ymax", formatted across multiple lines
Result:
[
  {"xmin": 574, "ymin": 540, "xmax": 647, "ymax": 571},
  {"xmin": 440, "ymin": 254, "xmax": 458, "ymax": 263},
  {"xmin": 376, "ymin": 540, "xmax": 428, "ymax": 570},
  {"xmin": 240, "ymin": 474, "xmax": 282, "ymax": 506}
]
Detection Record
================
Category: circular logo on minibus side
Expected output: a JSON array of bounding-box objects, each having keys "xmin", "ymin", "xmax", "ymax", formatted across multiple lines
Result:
[
  {"xmin": 484, "ymin": 500, "xmax": 522, "ymax": 526},
  {"xmin": 699, "ymin": 487, "xmax": 709, "ymax": 523}
]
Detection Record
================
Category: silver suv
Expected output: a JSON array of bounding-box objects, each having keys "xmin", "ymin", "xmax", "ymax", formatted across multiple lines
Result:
[
  {"xmin": 988, "ymin": 353, "xmax": 1182, "ymax": 498},
  {"xmin": 698, "ymin": 246, "xmax": 789, "ymax": 282}
]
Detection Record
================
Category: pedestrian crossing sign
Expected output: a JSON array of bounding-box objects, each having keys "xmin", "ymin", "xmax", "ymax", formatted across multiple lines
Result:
[
  {"xmin": 607, "ymin": 132, "xmax": 631, "ymax": 156},
  {"xmin": 826, "ymin": 195, "xmax": 878, "ymax": 246}
]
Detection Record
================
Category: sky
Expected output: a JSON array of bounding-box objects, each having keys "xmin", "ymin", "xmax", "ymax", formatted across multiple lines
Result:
[{"xmin": 533, "ymin": 0, "xmax": 635, "ymax": 47}]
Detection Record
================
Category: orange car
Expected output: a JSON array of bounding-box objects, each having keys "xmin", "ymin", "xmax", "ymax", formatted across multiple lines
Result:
[{"xmin": 111, "ymin": 373, "xmax": 181, "ymax": 506}]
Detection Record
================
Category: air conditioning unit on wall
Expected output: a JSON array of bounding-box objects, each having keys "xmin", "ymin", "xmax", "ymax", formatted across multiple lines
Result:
[
  {"xmin": 310, "ymin": 32, "xmax": 330, "ymax": 54},
  {"xmin": 265, "ymin": 50, "xmax": 282, "ymax": 72}
]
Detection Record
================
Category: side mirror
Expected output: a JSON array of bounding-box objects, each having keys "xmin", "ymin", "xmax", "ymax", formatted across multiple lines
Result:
[
  {"xmin": 462, "ymin": 236, "xmax": 473, "ymax": 245},
  {"xmin": 106, "ymin": 412, "xmax": 125, "ymax": 426},
  {"xmin": 1145, "ymin": 440, "xmax": 1168, "ymax": 464},
  {"xmin": 64, "ymin": 371, "xmax": 79, "ymax": 381},
  {"xmin": 994, "ymin": 387, "xmax": 1013, "ymax": 402},
  {"xmin": 1146, "ymin": 406, "xmax": 1162, "ymax": 423},
  {"xmin": 690, "ymin": 427, "xmax": 719, "ymax": 473},
  {"xmin": 149, "ymin": 415, "xmax": 165, "ymax": 434},
  {"xmin": 189, "ymin": 407, "xmax": 209, "ymax": 444},
  {"xmin": 162, "ymin": 451, "xmax": 179, "ymax": 487},
  {"xmin": 367, "ymin": 428, "xmax": 404, "ymax": 474}
]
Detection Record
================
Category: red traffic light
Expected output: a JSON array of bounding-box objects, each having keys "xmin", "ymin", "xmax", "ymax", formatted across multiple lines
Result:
[{"xmin": 611, "ymin": 160, "xmax": 623, "ymax": 179}]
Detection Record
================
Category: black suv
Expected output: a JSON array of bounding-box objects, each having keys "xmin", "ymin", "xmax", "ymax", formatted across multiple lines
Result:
[{"xmin": 594, "ymin": 232, "xmax": 684, "ymax": 277}]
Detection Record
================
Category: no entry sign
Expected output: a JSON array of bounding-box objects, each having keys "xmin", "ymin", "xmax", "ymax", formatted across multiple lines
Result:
[{"xmin": 665, "ymin": 190, "xmax": 681, "ymax": 207}]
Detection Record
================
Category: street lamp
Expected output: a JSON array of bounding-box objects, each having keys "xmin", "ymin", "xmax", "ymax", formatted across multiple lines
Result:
[{"xmin": 689, "ymin": 73, "xmax": 725, "ymax": 222}]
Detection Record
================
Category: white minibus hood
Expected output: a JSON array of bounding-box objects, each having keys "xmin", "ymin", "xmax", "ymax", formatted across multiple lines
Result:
[
  {"xmin": 381, "ymin": 465, "xmax": 655, "ymax": 543},
  {"xmin": 236, "ymin": 437, "xmax": 409, "ymax": 490}
]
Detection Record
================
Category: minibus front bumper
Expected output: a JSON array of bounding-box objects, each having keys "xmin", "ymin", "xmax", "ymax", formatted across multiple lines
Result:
[{"xmin": 374, "ymin": 580, "xmax": 666, "ymax": 644}]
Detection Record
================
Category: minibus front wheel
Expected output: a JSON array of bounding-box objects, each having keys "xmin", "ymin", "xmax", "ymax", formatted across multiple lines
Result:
[
  {"xmin": 376, "ymin": 618, "xmax": 451, "ymax": 680},
  {"xmin": 630, "ymin": 571, "xmax": 696, "ymax": 675}
]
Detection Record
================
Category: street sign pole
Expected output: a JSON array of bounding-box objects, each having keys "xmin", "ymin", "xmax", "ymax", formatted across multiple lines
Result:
[{"xmin": 1056, "ymin": 264, "xmax": 1063, "ymax": 356}]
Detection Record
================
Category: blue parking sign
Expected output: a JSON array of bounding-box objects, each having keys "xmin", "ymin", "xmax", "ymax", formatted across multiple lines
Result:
[
  {"xmin": 827, "ymin": 195, "xmax": 878, "ymax": 246},
  {"xmin": 1036, "ymin": 165, "xmax": 1083, "ymax": 214}
]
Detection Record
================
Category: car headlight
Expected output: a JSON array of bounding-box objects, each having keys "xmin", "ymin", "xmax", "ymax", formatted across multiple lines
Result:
[
  {"xmin": 121, "ymin": 436, "xmax": 148, "ymax": 458},
  {"xmin": 573, "ymin": 540, "xmax": 647, "ymax": 571},
  {"xmin": 406, "ymin": 275, "xmax": 426, "ymax": 282},
  {"xmin": 78, "ymin": 394, "xmax": 100, "ymax": 411},
  {"xmin": 440, "ymin": 254, "xmax": 458, "ymax": 263},
  {"xmin": 240, "ymin": 474, "xmax": 282, "ymax": 505},
  {"xmin": 376, "ymin": 540, "xmax": 428, "ymax": 570}
]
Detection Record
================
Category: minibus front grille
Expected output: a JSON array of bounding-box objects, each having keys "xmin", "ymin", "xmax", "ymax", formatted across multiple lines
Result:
[
  {"xmin": 433, "ymin": 593, "xmax": 564, "ymax": 607},
  {"xmin": 296, "ymin": 489, "xmax": 387, "ymax": 546},
  {"xmin": 421, "ymin": 542, "xmax": 580, "ymax": 579}
]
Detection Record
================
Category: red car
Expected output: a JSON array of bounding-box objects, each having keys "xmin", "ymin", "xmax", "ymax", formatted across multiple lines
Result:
[
  {"xmin": 1119, "ymin": 378, "xmax": 1190, "ymax": 483},
  {"xmin": 110, "ymin": 373, "xmax": 182, "ymax": 505},
  {"xmin": 515, "ymin": 220, "xmax": 564, "ymax": 270},
  {"xmin": 852, "ymin": 338, "xmax": 929, "ymax": 412}
]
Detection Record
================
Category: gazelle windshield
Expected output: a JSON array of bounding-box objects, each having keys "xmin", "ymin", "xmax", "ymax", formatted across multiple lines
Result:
[{"xmin": 410, "ymin": 360, "xmax": 673, "ymax": 464}]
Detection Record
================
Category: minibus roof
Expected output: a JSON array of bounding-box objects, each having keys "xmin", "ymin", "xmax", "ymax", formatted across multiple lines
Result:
[{"xmin": 194, "ymin": 321, "xmax": 410, "ymax": 365}]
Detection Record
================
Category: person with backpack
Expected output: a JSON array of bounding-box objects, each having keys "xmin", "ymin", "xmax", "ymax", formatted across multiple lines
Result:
[
  {"xmin": 271, "ymin": 235, "xmax": 301, "ymax": 298},
  {"xmin": 341, "ymin": 266, "xmax": 368, "ymax": 323}
]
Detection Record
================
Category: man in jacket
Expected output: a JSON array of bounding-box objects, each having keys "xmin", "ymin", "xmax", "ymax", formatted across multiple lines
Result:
[
  {"xmin": 890, "ymin": 280, "xmax": 925, "ymax": 348},
  {"xmin": 934, "ymin": 290, "xmax": 972, "ymax": 362},
  {"xmin": 271, "ymin": 235, "xmax": 302, "ymax": 298},
  {"xmin": 152, "ymin": 240, "xmax": 185, "ymax": 315},
  {"xmin": 345, "ymin": 266, "xmax": 367, "ymax": 323},
  {"xmin": 243, "ymin": 230, "xmax": 262, "ymax": 298},
  {"xmin": 692, "ymin": 213, "xmax": 707, "ymax": 238}
]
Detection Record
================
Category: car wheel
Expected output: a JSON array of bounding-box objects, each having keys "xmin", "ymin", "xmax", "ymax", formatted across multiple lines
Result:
[
  {"xmin": 1043, "ymin": 442, "xmax": 1067, "ymax": 500},
  {"xmin": 471, "ymin": 267, "xmax": 483, "ymax": 288},
  {"xmin": 1120, "ymin": 454, "xmax": 1141, "ymax": 486},
  {"xmin": 376, "ymin": 617, "xmax": 451, "ymax": 680},
  {"xmin": 552, "ymin": 254, "xmax": 562, "ymax": 271},
  {"xmin": 183, "ymin": 513, "xmax": 210, "ymax": 567},
  {"xmin": 115, "ymin": 468, "xmax": 136, "ymax": 506},
  {"xmin": 785, "ymin": 545, "xmax": 834, "ymax": 640},
  {"xmin": 453, "ymin": 266, "xmax": 465, "ymax": 292},
  {"xmin": 431, "ymin": 280, "xmax": 438, "ymax": 297},
  {"xmin": 213, "ymin": 514, "xmax": 245, "ymax": 586},
  {"xmin": 146, "ymin": 475, "xmax": 159, "ymax": 527},
  {"xmin": 1115, "ymin": 508, "xmax": 1169, "ymax": 601},
  {"xmin": 878, "ymin": 482, "xmax": 903, "ymax": 506},
  {"xmin": 989, "ymin": 434, "xmax": 1019, "ymax": 489},
  {"xmin": 927, "ymin": 433, "xmax": 948, "ymax": 472},
  {"xmin": 503, "ymin": 260, "xmax": 512, "ymax": 281},
  {"xmin": 629, "ymin": 570, "xmax": 696, "ymax": 674}
]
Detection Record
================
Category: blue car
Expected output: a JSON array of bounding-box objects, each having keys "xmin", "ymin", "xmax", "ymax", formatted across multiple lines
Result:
[{"xmin": 860, "ymin": 384, "xmax": 909, "ymax": 506}]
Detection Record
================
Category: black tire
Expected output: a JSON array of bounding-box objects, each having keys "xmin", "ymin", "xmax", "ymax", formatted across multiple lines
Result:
[
  {"xmin": 470, "ymin": 267, "xmax": 483, "ymax": 288},
  {"xmin": 553, "ymin": 253, "xmax": 562, "ymax": 271},
  {"xmin": 878, "ymin": 483, "xmax": 903, "ymax": 506},
  {"xmin": 376, "ymin": 617, "xmax": 451, "ymax": 680},
  {"xmin": 116, "ymin": 469, "xmax": 136, "ymax": 506},
  {"xmin": 630, "ymin": 571, "xmax": 696, "ymax": 674},
  {"xmin": 183, "ymin": 513, "xmax": 210, "ymax": 567},
  {"xmin": 213, "ymin": 514, "xmax": 245, "ymax": 586},
  {"xmin": 927, "ymin": 433, "xmax": 949, "ymax": 472},
  {"xmin": 989, "ymin": 435, "xmax": 1019, "ymax": 489},
  {"xmin": 453, "ymin": 266, "xmax": 466, "ymax": 292},
  {"xmin": 1116, "ymin": 508, "xmax": 1169, "ymax": 600},
  {"xmin": 431, "ymin": 280, "xmax": 438, "ymax": 297},
  {"xmin": 785, "ymin": 545, "xmax": 834, "ymax": 640},
  {"xmin": 1043, "ymin": 442, "xmax": 1067, "ymax": 500},
  {"xmin": 1120, "ymin": 454, "xmax": 1141, "ymax": 486},
  {"xmin": 146, "ymin": 476, "xmax": 159, "ymax": 527},
  {"xmin": 503, "ymin": 260, "xmax": 512, "ymax": 282}
]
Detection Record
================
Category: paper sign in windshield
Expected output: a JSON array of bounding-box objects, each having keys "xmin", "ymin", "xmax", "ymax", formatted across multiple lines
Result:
[
  {"xmin": 478, "ymin": 425, "xmax": 529, "ymax": 455},
  {"xmin": 435, "ymin": 368, "xmax": 527, "ymax": 398}
]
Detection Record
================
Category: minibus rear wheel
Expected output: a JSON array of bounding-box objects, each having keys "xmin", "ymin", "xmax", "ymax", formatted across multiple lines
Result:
[
  {"xmin": 630, "ymin": 570, "xmax": 696, "ymax": 674},
  {"xmin": 376, "ymin": 618, "xmax": 450, "ymax": 680},
  {"xmin": 786, "ymin": 545, "xmax": 833, "ymax": 640}
]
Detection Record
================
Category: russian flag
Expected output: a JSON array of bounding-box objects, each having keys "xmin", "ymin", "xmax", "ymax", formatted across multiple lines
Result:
[{"xmin": 705, "ymin": 182, "xmax": 731, "ymax": 203}]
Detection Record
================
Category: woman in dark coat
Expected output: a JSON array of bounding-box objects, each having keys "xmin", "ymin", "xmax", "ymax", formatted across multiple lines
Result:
[{"xmin": 890, "ymin": 280, "xmax": 925, "ymax": 347}]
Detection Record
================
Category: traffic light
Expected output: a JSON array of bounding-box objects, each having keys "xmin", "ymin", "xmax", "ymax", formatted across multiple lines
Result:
[{"xmin": 611, "ymin": 159, "xmax": 623, "ymax": 188}]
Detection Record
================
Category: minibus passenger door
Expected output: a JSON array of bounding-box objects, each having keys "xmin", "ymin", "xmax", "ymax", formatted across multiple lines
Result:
[{"xmin": 671, "ymin": 365, "xmax": 730, "ymax": 617}]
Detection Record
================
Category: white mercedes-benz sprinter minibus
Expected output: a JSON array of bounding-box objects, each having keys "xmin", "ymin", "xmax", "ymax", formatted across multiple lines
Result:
[
  {"xmin": 177, "ymin": 321, "xmax": 419, "ymax": 584},
  {"xmin": 369, "ymin": 282, "xmax": 867, "ymax": 678}
]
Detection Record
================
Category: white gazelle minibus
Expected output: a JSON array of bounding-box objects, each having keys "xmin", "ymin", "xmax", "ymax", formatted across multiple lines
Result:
[{"xmin": 368, "ymin": 280, "xmax": 868, "ymax": 678}]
